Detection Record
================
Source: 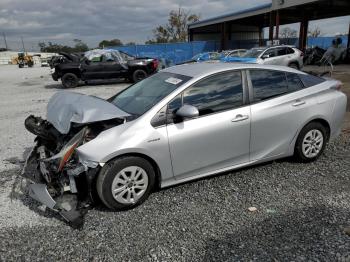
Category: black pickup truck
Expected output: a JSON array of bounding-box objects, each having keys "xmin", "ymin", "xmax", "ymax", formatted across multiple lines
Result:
[{"xmin": 51, "ymin": 50, "xmax": 159, "ymax": 88}]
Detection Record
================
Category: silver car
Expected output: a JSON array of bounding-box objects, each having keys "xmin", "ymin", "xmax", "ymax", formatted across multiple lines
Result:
[{"xmin": 23, "ymin": 63, "xmax": 346, "ymax": 226}]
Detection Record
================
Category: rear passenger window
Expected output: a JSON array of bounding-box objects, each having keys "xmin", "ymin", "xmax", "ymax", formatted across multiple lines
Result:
[
  {"xmin": 299, "ymin": 74, "xmax": 325, "ymax": 87},
  {"xmin": 286, "ymin": 47, "xmax": 295, "ymax": 54},
  {"xmin": 250, "ymin": 70, "xmax": 288, "ymax": 102},
  {"xmin": 276, "ymin": 47, "xmax": 286, "ymax": 56},
  {"xmin": 286, "ymin": 73, "xmax": 303, "ymax": 92},
  {"xmin": 183, "ymin": 71, "xmax": 243, "ymax": 116}
]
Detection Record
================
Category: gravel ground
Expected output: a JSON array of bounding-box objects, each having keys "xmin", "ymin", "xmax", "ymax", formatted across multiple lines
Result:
[{"xmin": 0, "ymin": 65, "xmax": 350, "ymax": 261}]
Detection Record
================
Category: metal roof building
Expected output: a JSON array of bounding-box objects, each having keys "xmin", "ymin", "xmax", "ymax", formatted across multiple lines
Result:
[{"xmin": 188, "ymin": 0, "xmax": 350, "ymax": 50}]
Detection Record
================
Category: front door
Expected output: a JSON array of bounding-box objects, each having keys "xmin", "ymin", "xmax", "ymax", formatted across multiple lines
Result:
[
  {"xmin": 101, "ymin": 53, "xmax": 124, "ymax": 78},
  {"xmin": 166, "ymin": 70, "xmax": 251, "ymax": 179},
  {"xmin": 83, "ymin": 54, "xmax": 106, "ymax": 80}
]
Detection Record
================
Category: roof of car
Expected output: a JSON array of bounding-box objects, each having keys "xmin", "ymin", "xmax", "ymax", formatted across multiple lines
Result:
[{"xmin": 162, "ymin": 62, "xmax": 305, "ymax": 78}]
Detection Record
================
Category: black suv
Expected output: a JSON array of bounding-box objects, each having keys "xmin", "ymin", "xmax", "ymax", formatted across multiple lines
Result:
[{"xmin": 51, "ymin": 50, "xmax": 159, "ymax": 88}]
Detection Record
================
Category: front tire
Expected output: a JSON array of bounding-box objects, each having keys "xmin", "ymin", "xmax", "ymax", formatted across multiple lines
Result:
[
  {"xmin": 294, "ymin": 122, "xmax": 327, "ymax": 162},
  {"xmin": 61, "ymin": 73, "xmax": 79, "ymax": 88},
  {"xmin": 96, "ymin": 156, "xmax": 155, "ymax": 210}
]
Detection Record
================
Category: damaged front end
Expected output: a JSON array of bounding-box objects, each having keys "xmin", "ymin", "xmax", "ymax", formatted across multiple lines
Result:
[
  {"xmin": 23, "ymin": 116, "xmax": 103, "ymax": 227},
  {"xmin": 22, "ymin": 91, "xmax": 130, "ymax": 228}
]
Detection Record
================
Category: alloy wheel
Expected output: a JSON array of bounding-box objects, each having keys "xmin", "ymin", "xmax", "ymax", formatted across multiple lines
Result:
[
  {"xmin": 302, "ymin": 129, "xmax": 324, "ymax": 158},
  {"xmin": 111, "ymin": 166, "xmax": 149, "ymax": 204}
]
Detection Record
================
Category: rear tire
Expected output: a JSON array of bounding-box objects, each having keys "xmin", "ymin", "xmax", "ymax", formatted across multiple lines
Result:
[
  {"xmin": 96, "ymin": 156, "xmax": 155, "ymax": 210},
  {"xmin": 132, "ymin": 69, "xmax": 147, "ymax": 82},
  {"xmin": 61, "ymin": 73, "xmax": 79, "ymax": 88},
  {"xmin": 294, "ymin": 122, "xmax": 327, "ymax": 162},
  {"xmin": 288, "ymin": 62, "xmax": 299, "ymax": 70}
]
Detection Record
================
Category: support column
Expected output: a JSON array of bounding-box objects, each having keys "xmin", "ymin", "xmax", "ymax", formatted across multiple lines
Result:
[
  {"xmin": 347, "ymin": 23, "xmax": 350, "ymax": 49},
  {"xmin": 269, "ymin": 11, "xmax": 274, "ymax": 41},
  {"xmin": 188, "ymin": 29, "xmax": 193, "ymax": 42},
  {"xmin": 220, "ymin": 22, "xmax": 228, "ymax": 51},
  {"xmin": 259, "ymin": 27, "xmax": 264, "ymax": 46},
  {"xmin": 299, "ymin": 16, "xmax": 309, "ymax": 51},
  {"xmin": 275, "ymin": 10, "xmax": 280, "ymax": 40}
]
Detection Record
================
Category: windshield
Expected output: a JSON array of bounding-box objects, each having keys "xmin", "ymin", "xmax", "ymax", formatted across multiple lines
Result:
[
  {"xmin": 119, "ymin": 51, "xmax": 135, "ymax": 61},
  {"xmin": 111, "ymin": 72, "xmax": 191, "ymax": 116},
  {"xmin": 242, "ymin": 48, "xmax": 265, "ymax": 58},
  {"xmin": 191, "ymin": 53, "xmax": 202, "ymax": 60}
]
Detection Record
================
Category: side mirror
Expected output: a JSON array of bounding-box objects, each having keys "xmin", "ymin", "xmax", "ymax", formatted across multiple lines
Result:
[
  {"xmin": 175, "ymin": 104, "xmax": 199, "ymax": 119},
  {"xmin": 261, "ymin": 54, "xmax": 270, "ymax": 59}
]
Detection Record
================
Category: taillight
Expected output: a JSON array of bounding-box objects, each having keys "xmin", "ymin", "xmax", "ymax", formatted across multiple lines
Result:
[
  {"xmin": 334, "ymin": 82, "xmax": 342, "ymax": 90},
  {"xmin": 151, "ymin": 59, "xmax": 158, "ymax": 70},
  {"xmin": 300, "ymin": 52, "xmax": 304, "ymax": 57}
]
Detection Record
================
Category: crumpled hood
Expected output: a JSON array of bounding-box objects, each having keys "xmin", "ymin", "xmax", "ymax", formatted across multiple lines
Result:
[
  {"xmin": 47, "ymin": 91, "xmax": 130, "ymax": 134},
  {"xmin": 221, "ymin": 57, "xmax": 257, "ymax": 63}
]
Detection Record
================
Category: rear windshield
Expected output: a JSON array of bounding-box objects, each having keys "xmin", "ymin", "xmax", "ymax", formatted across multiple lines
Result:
[
  {"xmin": 298, "ymin": 74, "xmax": 325, "ymax": 87},
  {"xmin": 242, "ymin": 48, "xmax": 264, "ymax": 58}
]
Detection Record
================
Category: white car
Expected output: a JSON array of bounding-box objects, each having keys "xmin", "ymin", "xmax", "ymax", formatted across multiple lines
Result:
[{"xmin": 225, "ymin": 46, "xmax": 304, "ymax": 69}]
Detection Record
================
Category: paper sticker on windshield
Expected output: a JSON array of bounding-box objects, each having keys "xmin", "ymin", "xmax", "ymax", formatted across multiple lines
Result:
[{"xmin": 165, "ymin": 77, "xmax": 183, "ymax": 85}]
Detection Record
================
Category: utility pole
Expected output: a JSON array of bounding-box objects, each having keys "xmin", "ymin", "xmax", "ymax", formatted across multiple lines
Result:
[
  {"xmin": 2, "ymin": 32, "xmax": 8, "ymax": 50},
  {"xmin": 21, "ymin": 36, "xmax": 25, "ymax": 53}
]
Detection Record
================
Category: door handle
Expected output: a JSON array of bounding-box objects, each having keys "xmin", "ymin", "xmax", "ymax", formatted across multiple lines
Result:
[
  {"xmin": 292, "ymin": 100, "xmax": 306, "ymax": 107},
  {"xmin": 231, "ymin": 114, "xmax": 249, "ymax": 122}
]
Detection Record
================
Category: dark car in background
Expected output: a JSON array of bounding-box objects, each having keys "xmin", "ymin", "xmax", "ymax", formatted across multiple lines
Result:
[{"xmin": 51, "ymin": 49, "xmax": 158, "ymax": 88}]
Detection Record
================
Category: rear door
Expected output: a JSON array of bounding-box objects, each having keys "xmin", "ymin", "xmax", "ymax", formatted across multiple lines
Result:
[
  {"xmin": 248, "ymin": 69, "xmax": 317, "ymax": 161},
  {"xmin": 166, "ymin": 70, "xmax": 251, "ymax": 179}
]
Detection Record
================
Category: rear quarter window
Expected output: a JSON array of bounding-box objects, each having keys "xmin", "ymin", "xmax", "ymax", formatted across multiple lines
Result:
[
  {"xmin": 286, "ymin": 73, "xmax": 303, "ymax": 92},
  {"xmin": 299, "ymin": 74, "xmax": 325, "ymax": 87}
]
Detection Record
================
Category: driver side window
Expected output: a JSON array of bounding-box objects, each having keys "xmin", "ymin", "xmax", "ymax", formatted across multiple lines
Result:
[{"xmin": 167, "ymin": 71, "xmax": 244, "ymax": 119}]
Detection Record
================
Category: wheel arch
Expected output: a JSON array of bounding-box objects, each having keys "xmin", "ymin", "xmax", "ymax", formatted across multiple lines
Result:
[
  {"xmin": 305, "ymin": 118, "xmax": 331, "ymax": 141},
  {"xmin": 103, "ymin": 152, "xmax": 162, "ymax": 190},
  {"xmin": 61, "ymin": 69, "xmax": 81, "ymax": 78},
  {"xmin": 288, "ymin": 60, "xmax": 300, "ymax": 69},
  {"xmin": 288, "ymin": 117, "xmax": 331, "ymax": 156}
]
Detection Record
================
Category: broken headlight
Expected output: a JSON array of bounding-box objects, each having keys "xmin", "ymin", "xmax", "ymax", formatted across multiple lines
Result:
[{"xmin": 47, "ymin": 127, "xmax": 88, "ymax": 172}]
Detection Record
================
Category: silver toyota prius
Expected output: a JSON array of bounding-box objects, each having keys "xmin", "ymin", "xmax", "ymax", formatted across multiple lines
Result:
[{"xmin": 23, "ymin": 63, "xmax": 347, "ymax": 226}]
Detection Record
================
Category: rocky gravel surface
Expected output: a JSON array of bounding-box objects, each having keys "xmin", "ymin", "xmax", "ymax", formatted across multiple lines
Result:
[{"xmin": 0, "ymin": 65, "xmax": 350, "ymax": 261}]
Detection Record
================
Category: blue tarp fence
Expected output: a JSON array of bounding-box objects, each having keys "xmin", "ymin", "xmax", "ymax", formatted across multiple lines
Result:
[
  {"xmin": 307, "ymin": 36, "xmax": 348, "ymax": 49},
  {"xmin": 108, "ymin": 37, "xmax": 348, "ymax": 65},
  {"xmin": 109, "ymin": 41, "xmax": 220, "ymax": 65}
]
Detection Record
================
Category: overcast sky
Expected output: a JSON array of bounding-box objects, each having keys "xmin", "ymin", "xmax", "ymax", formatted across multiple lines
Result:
[{"xmin": 0, "ymin": 0, "xmax": 349, "ymax": 51}]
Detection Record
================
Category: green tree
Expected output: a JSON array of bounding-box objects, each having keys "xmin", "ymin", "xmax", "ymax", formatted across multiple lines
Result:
[
  {"xmin": 308, "ymin": 27, "xmax": 322, "ymax": 37},
  {"xmin": 98, "ymin": 39, "xmax": 123, "ymax": 48},
  {"xmin": 38, "ymin": 39, "xmax": 89, "ymax": 53},
  {"xmin": 73, "ymin": 39, "xmax": 89, "ymax": 52},
  {"xmin": 279, "ymin": 27, "xmax": 297, "ymax": 39},
  {"xmin": 147, "ymin": 7, "xmax": 199, "ymax": 44}
]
